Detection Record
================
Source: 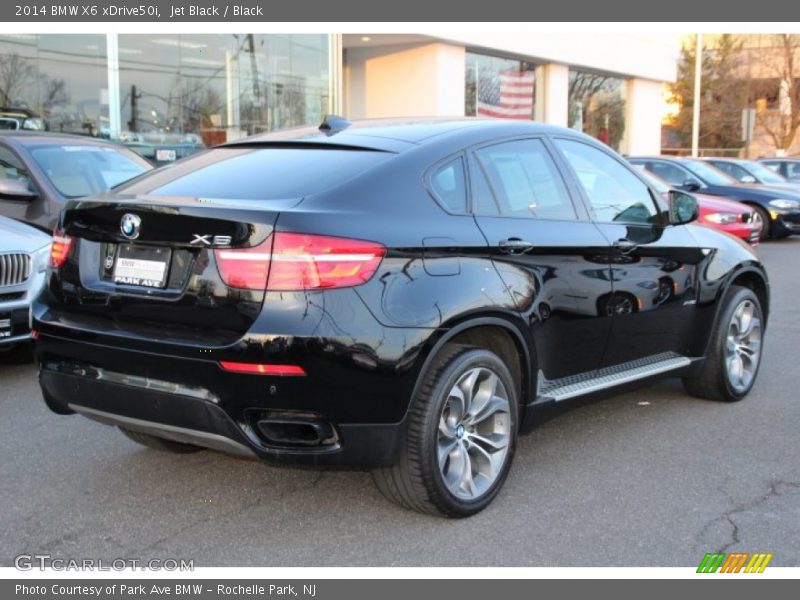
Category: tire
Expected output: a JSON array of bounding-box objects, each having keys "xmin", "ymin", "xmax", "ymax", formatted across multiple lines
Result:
[
  {"xmin": 597, "ymin": 292, "xmax": 637, "ymax": 317},
  {"xmin": 373, "ymin": 346, "xmax": 519, "ymax": 517},
  {"xmin": 683, "ymin": 285, "xmax": 764, "ymax": 402},
  {"xmin": 752, "ymin": 205, "xmax": 771, "ymax": 241},
  {"xmin": 119, "ymin": 427, "xmax": 205, "ymax": 454}
]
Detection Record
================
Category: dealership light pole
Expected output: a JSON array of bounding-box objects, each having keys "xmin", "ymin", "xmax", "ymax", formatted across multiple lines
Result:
[{"xmin": 691, "ymin": 33, "xmax": 703, "ymax": 157}]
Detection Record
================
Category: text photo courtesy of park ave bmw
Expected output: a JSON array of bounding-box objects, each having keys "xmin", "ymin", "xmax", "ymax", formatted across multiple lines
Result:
[{"xmin": 0, "ymin": 3, "xmax": 799, "ymax": 589}]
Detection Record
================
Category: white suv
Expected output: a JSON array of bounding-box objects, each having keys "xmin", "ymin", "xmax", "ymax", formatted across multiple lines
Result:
[{"xmin": 0, "ymin": 215, "xmax": 50, "ymax": 350}]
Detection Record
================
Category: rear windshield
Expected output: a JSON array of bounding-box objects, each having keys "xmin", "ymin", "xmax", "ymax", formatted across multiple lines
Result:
[
  {"xmin": 119, "ymin": 147, "xmax": 393, "ymax": 200},
  {"xmin": 30, "ymin": 144, "xmax": 152, "ymax": 198}
]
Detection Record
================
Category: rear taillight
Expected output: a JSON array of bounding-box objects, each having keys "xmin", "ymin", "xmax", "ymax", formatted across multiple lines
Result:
[
  {"xmin": 215, "ymin": 232, "xmax": 386, "ymax": 291},
  {"xmin": 215, "ymin": 236, "xmax": 273, "ymax": 290},
  {"xmin": 50, "ymin": 229, "xmax": 74, "ymax": 268},
  {"xmin": 268, "ymin": 232, "xmax": 386, "ymax": 291}
]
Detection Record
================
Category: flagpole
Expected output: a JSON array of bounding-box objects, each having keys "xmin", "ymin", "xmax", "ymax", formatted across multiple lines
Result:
[{"xmin": 691, "ymin": 32, "xmax": 703, "ymax": 157}]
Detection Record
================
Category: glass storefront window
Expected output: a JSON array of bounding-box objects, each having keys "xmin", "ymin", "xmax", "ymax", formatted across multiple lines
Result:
[
  {"xmin": 0, "ymin": 34, "xmax": 108, "ymax": 136},
  {"xmin": 466, "ymin": 52, "xmax": 537, "ymax": 120},
  {"xmin": 568, "ymin": 69, "xmax": 627, "ymax": 152},
  {"xmin": 0, "ymin": 34, "xmax": 331, "ymax": 166},
  {"xmin": 117, "ymin": 34, "xmax": 329, "ymax": 151}
]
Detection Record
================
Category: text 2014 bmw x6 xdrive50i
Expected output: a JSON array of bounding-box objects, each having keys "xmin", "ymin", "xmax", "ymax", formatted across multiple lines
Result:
[{"xmin": 33, "ymin": 118, "xmax": 769, "ymax": 517}]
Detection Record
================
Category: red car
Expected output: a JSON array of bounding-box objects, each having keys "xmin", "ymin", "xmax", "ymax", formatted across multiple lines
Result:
[
  {"xmin": 695, "ymin": 194, "xmax": 762, "ymax": 245},
  {"xmin": 638, "ymin": 168, "xmax": 762, "ymax": 245}
]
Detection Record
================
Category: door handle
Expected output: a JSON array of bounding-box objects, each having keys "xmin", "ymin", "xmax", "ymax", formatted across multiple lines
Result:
[
  {"xmin": 613, "ymin": 238, "xmax": 638, "ymax": 254},
  {"xmin": 499, "ymin": 238, "xmax": 535, "ymax": 254}
]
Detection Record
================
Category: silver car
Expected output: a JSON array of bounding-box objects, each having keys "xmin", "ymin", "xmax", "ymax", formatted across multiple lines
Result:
[{"xmin": 0, "ymin": 215, "xmax": 50, "ymax": 349}]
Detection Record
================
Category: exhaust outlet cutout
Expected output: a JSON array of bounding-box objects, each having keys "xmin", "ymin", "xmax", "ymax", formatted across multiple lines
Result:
[{"xmin": 256, "ymin": 413, "xmax": 338, "ymax": 447}]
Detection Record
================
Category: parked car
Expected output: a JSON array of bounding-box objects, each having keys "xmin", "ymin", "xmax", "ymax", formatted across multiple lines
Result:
[
  {"xmin": 34, "ymin": 118, "xmax": 769, "ymax": 517},
  {"xmin": 635, "ymin": 167, "xmax": 762, "ymax": 245},
  {"xmin": 0, "ymin": 215, "xmax": 50, "ymax": 353},
  {"xmin": 0, "ymin": 107, "xmax": 46, "ymax": 132},
  {"xmin": 629, "ymin": 155, "xmax": 800, "ymax": 241},
  {"xmin": 759, "ymin": 157, "xmax": 800, "ymax": 182},
  {"xmin": 702, "ymin": 157, "xmax": 800, "ymax": 192},
  {"xmin": 0, "ymin": 131, "xmax": 153, "ymax": 231},
  {"xmin": 121, "ymin": 131, "xmax": 206, "ymax": 167}
]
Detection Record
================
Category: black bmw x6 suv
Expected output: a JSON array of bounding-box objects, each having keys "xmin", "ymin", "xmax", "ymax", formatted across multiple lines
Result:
[{"xmin": 34, "ymin": 118, "xmax": 769, "ymax": 517}]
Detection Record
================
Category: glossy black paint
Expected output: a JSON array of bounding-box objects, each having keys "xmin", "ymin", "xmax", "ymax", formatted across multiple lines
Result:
[
  {"xmin": 629, "ymin": 156, "xmax": 800, "ymax": 236},
  {"xmin": 34, "ymin": 120, "xmax": 770, "ymax": 467}
]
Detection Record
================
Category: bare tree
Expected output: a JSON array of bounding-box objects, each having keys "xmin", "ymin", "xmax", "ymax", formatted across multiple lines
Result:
[
  {"xmin": 168, "ymin": 77, "xmax": 225, "ymax": 133},
  {"xmin": 757, "ymin": 34, "xmax": 800, "ymax": 152},
  {"xmin": 0, "ymin": 53, "xmax": 36, "ymax": 106},
  {"xmin": 40, "ymin": 77, "xmax": 68, "ymax": 114}
]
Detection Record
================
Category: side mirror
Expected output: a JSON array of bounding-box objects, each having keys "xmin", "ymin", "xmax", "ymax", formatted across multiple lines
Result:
[
  {"xmin": 0, "ymin": 178, "xmax": 37, "ymax": 200},
  {"xmin": 682, "ymin": 179, "xmax": 702, "ymax": 192},
  {"xmin": 668, "ymin": 190, "xmax": 699, "ymax": 225},
  {"xmin": 740, "ymin": 175, "xmax": 757, "ymax": 184}
]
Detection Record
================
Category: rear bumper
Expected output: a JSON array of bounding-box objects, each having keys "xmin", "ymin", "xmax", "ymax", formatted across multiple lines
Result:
[
  {"xmin": 39, "ymin": 362, "xmax": 405, "ymax": 467},
  {"xmin": 33, "ymin": 296, "xmax": 428, "ymax": 467}
]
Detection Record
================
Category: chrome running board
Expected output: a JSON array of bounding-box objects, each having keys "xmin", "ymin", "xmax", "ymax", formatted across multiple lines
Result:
[
  {"xmin": 69, "ymin": 404, "xmax": 257, "ymax": 458},
  {"xmin": 537, "ymin": 352, "xmax": 692, "ymax": 402}
]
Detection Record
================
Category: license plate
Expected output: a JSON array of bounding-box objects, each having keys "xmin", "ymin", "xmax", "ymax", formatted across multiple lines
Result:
[
  {"xmin": 156, "ymin": 149, "xmax": 177, "ymax": 162},
  {"xmin": 113, "ymin": 245, "xmax": 171, "ymax": 288},
  {"xmin": 0, "ymin": 315, "xmax": 10, "ymax": 339}
]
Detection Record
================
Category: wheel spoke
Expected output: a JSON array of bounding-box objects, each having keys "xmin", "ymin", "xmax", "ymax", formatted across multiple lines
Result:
[
  {"xmin": 437, "ymin": 437, "xmax": 458, "ymax": 471},
  {"xmin": 446, "ymin": 385, "xmax": 467, "ymax": 423},
  {"xmin": 441, "ymin": 440, "xmax": 466, "ymax": 489},
  {"xmin": 456, "ymin": 443, "xmax": 477, "ymax": 497},
  {"xmin": 457, "ymin": 368, "xmax": 480, "ymax": 417},
  {"xmin": 468, "ymin": 439, "xmax": 505, "ymax": 484},
  {"xmin": 466, "ymin": 371, "xmax": 495, "ymax": 422},
  {"xmin": 737, "ymin": 303, "xmax": 754, "ymax": 338},
  {"xmin": 467, "ymin": 394, "xmax": 509, "ymax": 428},
  {"xmin": 727, "ymin": 354, "xmax": 744, "ymax": 387},
  {"xmin": 468, "ymin": 430, "xmax": 509, "ymax": 452},
  {"xmin": 439, "ymin": 412, "xmax": 456, "ymax": 439}
]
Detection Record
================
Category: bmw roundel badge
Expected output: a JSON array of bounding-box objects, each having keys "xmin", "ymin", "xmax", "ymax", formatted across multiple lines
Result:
[{"xmin": 120, "ymin": 213, "xmax": 142, "ymax": 240}]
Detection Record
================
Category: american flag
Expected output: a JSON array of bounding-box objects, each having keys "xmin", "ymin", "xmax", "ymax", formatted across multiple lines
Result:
[{"xmin": 477, "ymin": 69, "xmax": 535, "ymax": 120}]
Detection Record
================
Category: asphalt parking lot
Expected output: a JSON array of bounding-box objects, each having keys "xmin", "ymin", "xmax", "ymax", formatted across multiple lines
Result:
[{"xmin": 1, "ymin": 238, "xmax": 799, "ymax": 568}]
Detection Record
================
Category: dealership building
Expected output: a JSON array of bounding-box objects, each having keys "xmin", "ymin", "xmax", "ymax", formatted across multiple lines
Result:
[{"xmin": 0, "ymin": 33, "xmax": 678, "ymax": 155}]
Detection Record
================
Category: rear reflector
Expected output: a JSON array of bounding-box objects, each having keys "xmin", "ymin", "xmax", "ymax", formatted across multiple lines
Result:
[
  {"xmin": 219, "ymin": 361, "xmax": 306, "ymax": 376},
  {"xmin": 50, "ymin": 229, "xmax": 74, "ymax": 268},
  {"xmin": 214, "ymin": 232, "xmax": 385, "ymax": 291}
]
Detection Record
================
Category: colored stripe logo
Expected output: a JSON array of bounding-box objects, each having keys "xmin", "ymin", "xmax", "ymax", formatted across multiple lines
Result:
[{"xmin": 697, "ymin": 552, "xmax": 773, "ymax": 573}]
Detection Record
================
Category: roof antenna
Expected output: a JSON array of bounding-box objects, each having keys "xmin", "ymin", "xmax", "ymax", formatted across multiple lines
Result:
[{"xmin": 319, "ymin": 115, "xmax": 351, "ymax": 135}]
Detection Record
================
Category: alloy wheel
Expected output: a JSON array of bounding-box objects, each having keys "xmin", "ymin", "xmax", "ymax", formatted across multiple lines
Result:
[
  {"xmin": 437, "ymin": 367, "xmax": 512, "ymax": 500},
  {"xmin": 725, "ymin": 299, "xmax": 762, "ymax": 393}
]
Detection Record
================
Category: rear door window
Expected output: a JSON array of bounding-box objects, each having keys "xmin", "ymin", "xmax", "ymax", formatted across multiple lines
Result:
[{"xmin": 473, "ymin": 139, "xmax": 577, "ymax": 220}]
